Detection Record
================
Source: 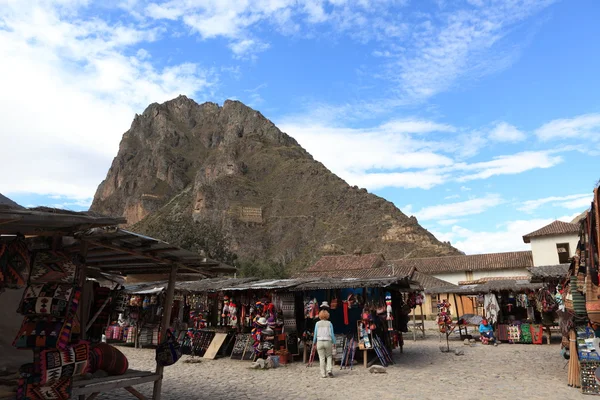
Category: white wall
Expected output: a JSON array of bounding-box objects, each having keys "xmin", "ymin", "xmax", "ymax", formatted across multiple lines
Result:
[
  {"xmin": 432, "ymin": 268, "xmax": 531, "ymax": 285},
  {"xmin": 432, "ymin": 271, "xmax": 466, "ymax": 285},
  {"xmin": 530, "ymin": 233, "xmax": 579, "ymax": 266},
  {"xmin": 473, "ymin": 268, "xmax": 531, "ymax": 280}
]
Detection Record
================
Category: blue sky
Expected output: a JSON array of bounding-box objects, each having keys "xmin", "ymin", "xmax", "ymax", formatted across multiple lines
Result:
[{"xmin": 2, "ymin": 0, "xmax": 600, "ymax": 254}]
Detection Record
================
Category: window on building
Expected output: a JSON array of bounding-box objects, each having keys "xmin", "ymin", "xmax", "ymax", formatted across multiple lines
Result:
[
  {"xmin": 430, "ymin": 295, "xmax": 438, "ymax": 314},
  {"xmin": 465, "ymin": 271, "xmax": 474, "ymax": 282},
  {"xmin": 557, "ymin": 243, "xmax": 570, "ymax": 264}
]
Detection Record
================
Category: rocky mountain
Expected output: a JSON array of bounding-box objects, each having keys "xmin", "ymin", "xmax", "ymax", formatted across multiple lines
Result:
[{"xmin": 90, "ymin": 96, "xmax": 462, "ymax": 271}]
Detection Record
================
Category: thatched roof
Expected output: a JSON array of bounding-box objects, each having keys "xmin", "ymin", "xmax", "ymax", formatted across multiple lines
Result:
[
  {"xmin": 528, "ymin": 264, "xmax": 569, "ymax": 282},
  {"xmin": 427, "ymin": 277, "xmax": 543, "ymax": 295}
]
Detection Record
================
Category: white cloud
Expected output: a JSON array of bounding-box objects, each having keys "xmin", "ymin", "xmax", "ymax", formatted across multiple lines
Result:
[
  {"xmin": 518, "ymin": 193, "xmax": 593, "ymax": 213},
  {"xmin": 438, "ymin": 218, "xmax": 460, "ymax": 226},
  {"xmin": 535, "ymin": 113, "xmax": 600, "ymax": 141},
  {"xmin": 229, "ymin": 39, "xmax": 270, "ymax": 59},
  {"xmin": 389, "ymin": 1, "xmax": 555, "ymax": 102},
  {"xmin": 0, "ymin": 1, "xmax": 214, "ymax": 200},
  {"xmin": 455, "ymin": 151, "xmax": 563, "ymax": 181},
  {"xmin": 488, "ymin": 122, "xmax": 526, "ymax": 142},
  {"xmin": 432, "ymin": 212, "xmax": 581, "ymax": 254},
  {"xmin": 444, "ymin": 194, "xmax": 460, "ymax": 199},
  {"xmin": 414, "ymin": 194, "xmax": 503, "ymax": 221}
]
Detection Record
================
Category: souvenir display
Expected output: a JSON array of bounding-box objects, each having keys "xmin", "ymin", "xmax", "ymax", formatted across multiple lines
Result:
[
  {"xmin": 0, "ymin": 236, "xmax": 30, "ymax": 292},
  {"xmin": 18, "ymin": 284, "xmax": 79, "ymax": 318},
  {"xmin": 39, "ymin": 342, "xmax": 90, "ymax": 384},
  {"xmin": 89, "ymin": 343, "xmax": 129, "ymax": 376}
]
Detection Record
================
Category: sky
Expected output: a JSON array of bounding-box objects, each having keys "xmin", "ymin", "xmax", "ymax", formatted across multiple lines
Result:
[{"xmin": 2, "ymin": 0, "xmax": 600, "ymax": 255}]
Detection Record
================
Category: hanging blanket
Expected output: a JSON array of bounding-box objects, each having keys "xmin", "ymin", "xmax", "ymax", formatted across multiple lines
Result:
[
  {"xmin": 496, "ymin": 324, "xmax": 509, "ymax": 342},
  {"xmin": 484, "ymin": 294, "xmax": 500, "ymax": 324},
  {"xmin": 520, "ymin": 324, "xmax": 532, "ymax": 344},
  {"xmin": 0, "ymin": 237, "xmax": 30, "ymax": 292},
  {"xmin": 531, "ymin": 324, "xmax": 544, "ymax": 344},
  {"xmin": 508, "ymin": 325, "xmax": 521, "ymax": 343}
]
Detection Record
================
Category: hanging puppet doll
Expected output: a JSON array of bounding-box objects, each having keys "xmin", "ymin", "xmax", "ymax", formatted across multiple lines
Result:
[
  {"xmin": 436, "ymin": 299, "xmax": 452, "ymax": 332},
  {"xmin": 229, "ymin": 301, "xmax": 238, "ymax": 327},
  {"xmin": 385, "ymin": 292, "xmax": 394, "ymax": 331},
  {"xmin": 222, "ymin": 296, "xmax": 230, "ymax": 326}
]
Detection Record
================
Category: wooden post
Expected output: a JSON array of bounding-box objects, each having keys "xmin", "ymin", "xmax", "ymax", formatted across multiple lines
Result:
[
  {"xmin": 152, "ymin": 265, "xmax": 178, "ymax": 400},
  {"xmin": 419, "ymin": 304, "xmax": 425, "ymax": 338},
  {"xmin": 412, "ymin": 308, "xmax": 417, "ymax": 342},
  {"xmin": 363, "ymin": 349, "xmax": 367, "ymax": 368}
]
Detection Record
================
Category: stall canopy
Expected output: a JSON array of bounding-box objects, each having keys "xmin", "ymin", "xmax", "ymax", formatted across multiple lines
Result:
[
  {"xmin": 124, "ymin": 275, "xmax": 420, "ymax": 294},
  {"xmin": 426, "ymin": 277, "xmax": 543, "ymax": 295},
  {"xmin": 0, "ymin": 206, "xmax": 126, "ymax": 236},
  {"xmin": 71, "ymin": 228, "xmax": 235, "ymax": 277},
  {"xmin": 528, "ymin": 264, "xmax": 570, "ymax": 283}
]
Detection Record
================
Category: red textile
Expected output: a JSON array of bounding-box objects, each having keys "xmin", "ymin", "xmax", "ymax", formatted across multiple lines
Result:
[{"xmin": 343, "ymin": 302, "xmax": 349, "ymax": 325}]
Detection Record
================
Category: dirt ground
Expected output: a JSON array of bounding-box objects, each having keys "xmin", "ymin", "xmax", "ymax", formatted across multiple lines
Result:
[{"xmin": 101, "ymin": 329, "xmax": 585, "ymax": 400}]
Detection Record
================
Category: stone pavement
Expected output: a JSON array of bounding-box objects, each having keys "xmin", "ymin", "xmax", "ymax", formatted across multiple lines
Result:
[{"xmin": 103, "ymin": 331, "xmax": 585, "ymax": 400}]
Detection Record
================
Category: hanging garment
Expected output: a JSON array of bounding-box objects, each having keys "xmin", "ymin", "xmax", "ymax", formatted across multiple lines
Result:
[
  {"xmin": 343, "ymin": 301, "xmax": 349, "ymax": 325},
  {"xmin": 484, "ymin": 293, "xmax": 500, "ymax": 324}
]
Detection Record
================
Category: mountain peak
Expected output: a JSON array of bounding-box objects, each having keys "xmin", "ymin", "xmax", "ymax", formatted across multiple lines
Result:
[{"xmin": 90, "ymin": 96, "xmax": 460, "ymax": 269}]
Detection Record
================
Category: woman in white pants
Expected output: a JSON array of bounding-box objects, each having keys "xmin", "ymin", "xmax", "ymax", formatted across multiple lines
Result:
[{"xmin": 313, "ymin": 309, "xmax": 336, "ymax": 378}]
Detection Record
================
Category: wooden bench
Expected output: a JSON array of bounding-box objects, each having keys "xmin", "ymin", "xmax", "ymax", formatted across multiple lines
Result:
[
  {"xmin": 543, "ymin": 325, "xmax": 561, "ymax": 345},
  {"xmin": 73, "ymin": 370, "xmax": 160, "ymax": 400}
]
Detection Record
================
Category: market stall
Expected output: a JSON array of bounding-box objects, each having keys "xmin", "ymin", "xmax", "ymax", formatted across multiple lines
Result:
[
  {"xmin": 114, "ymin": 273, "xmax": 421, "ymax": 368},
  {"xmin": 289, "ymin": 276, "xmax": 422, "ymax": 368},
  {"xmin": 426, "ymin": 277, "xmax": 565, "ymax": 345},
  {"xmin": 563, "ymin": 187, "xmax": 600, "ymax": 394},
  {"xmin": 0, "ymin": 205, "xmax": 233, "ymax": 400}
]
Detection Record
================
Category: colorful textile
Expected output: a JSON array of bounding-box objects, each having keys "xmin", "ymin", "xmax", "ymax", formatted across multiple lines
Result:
[
  {"xmin": 40, "ymin": 342, "xmax": 90, "ymax": 384},
  {"xmin": 484, "ymin": 294, "xmax": 500, "ymax": 324},
  {"xmin": 531, "ymin": 324, "xmax": 544, "ymax": 344},
  {"xmin": 18, "ymin": 284, "xmax": 79, "ymax": 318},
  {"xmin": 496, "ymin": 324, "xmax": 509, "ymax": 342},
  {"xmin": 29, "ymin": 252, "xmax": 77, "ymax": 284},
  {"xmin": 0, "ymin": 237, "xmax": 30, "ymax": 292},
  {"xmin": 90, "ymin": 343, "xmax": 129, "ymax": 376},
  {"xmin": 13, "ymin": 317, "xmax": 73, "ymax": 350},
  {"xmin": 17, "ymin": 376, "xmax": 72, "ymax": 400},
  {"xmin": 520, "ymin": 324, "xmax": 533, "ymax": 344},
  {"xmin": 508, "ymin": 325, "xmax": 521, "ymax": 343}
]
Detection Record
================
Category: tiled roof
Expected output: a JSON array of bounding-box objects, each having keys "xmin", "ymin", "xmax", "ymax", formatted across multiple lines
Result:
[
  {"xmin": 457, "ymin": 276, "xmax": 531, "ymax": 285},
  {"xmin": 302, "ymin": 255, "xmax": 418, "ymax": 281},
  {"xmin": 388, "ymin": 251, "xmax": 533, "ymax": 274},
  {"xmin": 302, "ymin": 265, "xmax": 406, "ymax": 279},
  {"xmin": 305, "ymin": 253, "xmax": 384, "ymax": 272},
  {"xmin": 412, "ymin": 270, "xmax": 455, "ymax": 290},
  {"xmin": 522, "ymin": 220, "xmax": 580, "ymax": 243}
]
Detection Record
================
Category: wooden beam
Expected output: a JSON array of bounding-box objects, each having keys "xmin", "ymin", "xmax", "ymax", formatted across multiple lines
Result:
[
  {"xmin": 72, "ymin": 373, "xmax": 160, "ymax": 396},
  {"xmin": 124, "ymin": 387, "xmax": 148, "ymax": 400},
  {"xmin": 84, "ymin": 239, "xmax": 174, "ymax": 266},
  {"xmin": 152, "ymin": 265, "xmax": 178, "ymax": 400}
]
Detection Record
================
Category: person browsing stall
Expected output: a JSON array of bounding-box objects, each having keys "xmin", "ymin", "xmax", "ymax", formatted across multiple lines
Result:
[
  {"xmin": 313, "ymin": 309, "xmax": 336, "ymax": 378},
  {"xmin": 479, "ymin": 318, "xmax": 498, "ymax": 346}
]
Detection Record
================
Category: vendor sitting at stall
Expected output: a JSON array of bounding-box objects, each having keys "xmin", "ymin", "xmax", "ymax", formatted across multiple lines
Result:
[{"xmin": 479, "ymin": 318, "xmax": 498, "ymax": 346}]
